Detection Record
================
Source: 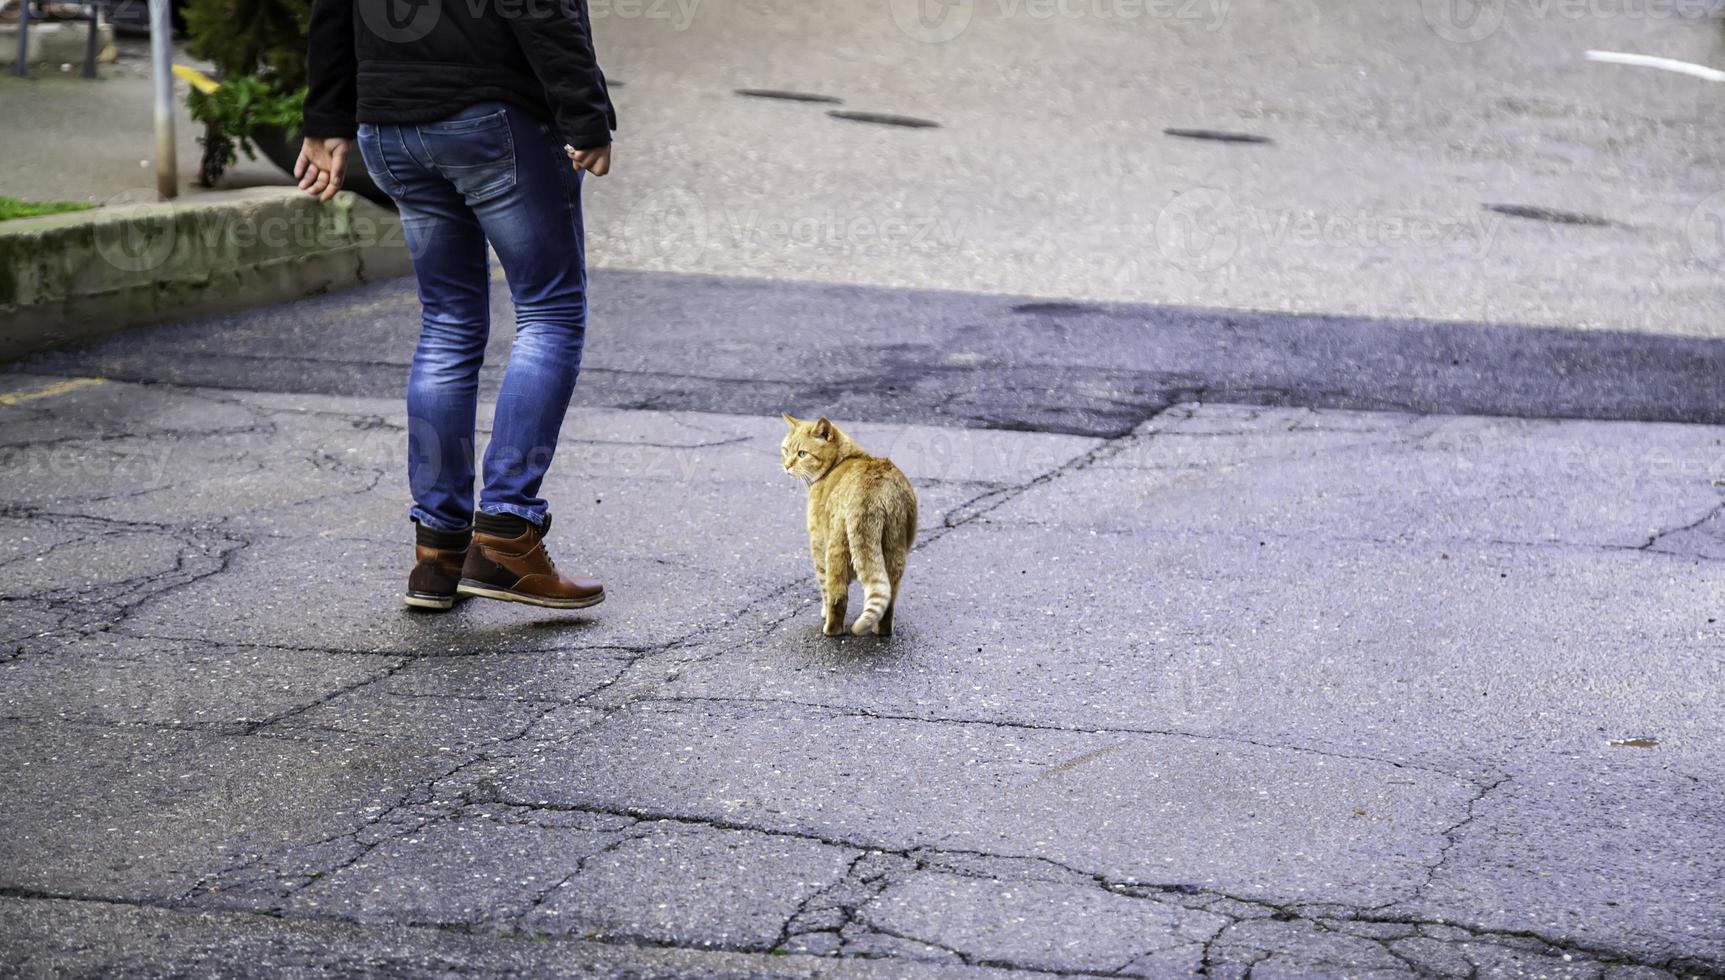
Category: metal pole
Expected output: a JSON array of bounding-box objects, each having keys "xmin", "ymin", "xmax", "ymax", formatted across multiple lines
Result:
[
  {"xmin": 81, "ymin": 0, "xmax": 97, "ymax": 79},
  {"xmin": 12, "ymin": 0, "xmax": 30, "ymax": 79},
  {"xmin": 147, "ymin": 0, "xmax": 175, "ymax": 198}
]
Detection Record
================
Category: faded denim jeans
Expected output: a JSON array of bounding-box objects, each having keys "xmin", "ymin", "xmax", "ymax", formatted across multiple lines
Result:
[{"xmin": 357, "ymin": 101, "xmax": 587, "ymax": 532}]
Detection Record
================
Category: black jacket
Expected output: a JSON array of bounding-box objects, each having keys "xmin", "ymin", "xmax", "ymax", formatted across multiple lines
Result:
[{"xmin": 303, "ymin": 0, "xmax": 616, "ymax": 149}]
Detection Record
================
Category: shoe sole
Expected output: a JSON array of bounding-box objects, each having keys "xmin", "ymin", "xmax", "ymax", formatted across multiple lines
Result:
[
  {"xmin": 403, "ymin": 591, "xmax": 458, "ymax": 610},
  {"xmin": 456, "ymin": 579, "xmax": 605, "ymax": 610}
]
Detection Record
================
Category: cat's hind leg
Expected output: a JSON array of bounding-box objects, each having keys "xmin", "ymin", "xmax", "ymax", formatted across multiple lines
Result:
[
  {"xmin": 822, "ymin": 529, "xmax": 851, "ymax": 636},
  {"xmin": 876, "ymin": 551, "xmax": 906, "ymax": 637}
]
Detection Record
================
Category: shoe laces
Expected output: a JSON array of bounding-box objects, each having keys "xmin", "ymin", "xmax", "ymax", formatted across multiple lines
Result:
[{"xmin": 537, "ymin": 514, "xmax": 557, "ymax": 571}]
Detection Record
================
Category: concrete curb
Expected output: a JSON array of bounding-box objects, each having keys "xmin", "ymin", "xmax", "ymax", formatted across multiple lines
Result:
[
  {"xmin": 0, "ymin": 22, "xmax": 117, "ymax": 69},
  {"xmin": 0, "ymin": 187, "xmax": 413, "ymax": 361}
]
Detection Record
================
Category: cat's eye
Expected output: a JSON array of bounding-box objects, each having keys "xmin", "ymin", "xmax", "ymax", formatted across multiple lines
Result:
[{"xmin": 797, "ymin": 450, "xmax": 809, "ymax": 458}]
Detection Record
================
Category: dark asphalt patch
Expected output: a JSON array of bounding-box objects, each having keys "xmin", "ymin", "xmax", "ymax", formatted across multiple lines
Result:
[
  {"xmin": 16, "ymin": 270, "xmax": 1724, "ymax": 439},
  {"xmin": 1163, "ymin": 128, "xmax": 1273, "ymax": 145},
  {"xmin": 735, "ymin": 89, "xmax": 843, "ymax": 104},
  {"xmin": 826, "ymin": 111, "xmax": 941, "ymax": 129},
  {"xmin": 1010, "ymin": 301, "xmax": 1106, "ymax": 316},
  {"xmin": 1484, "ymin": 204, "xmax": 1612, "ymax": 227}
]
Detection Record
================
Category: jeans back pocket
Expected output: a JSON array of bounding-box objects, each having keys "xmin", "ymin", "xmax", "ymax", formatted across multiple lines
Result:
[
  {"xmin": 356, "ymin": 124, "xmax": 408, "ymax": 200},
  {"xmin": 417, "ymin": 108, "xmax": 518, "ymax": 205}
]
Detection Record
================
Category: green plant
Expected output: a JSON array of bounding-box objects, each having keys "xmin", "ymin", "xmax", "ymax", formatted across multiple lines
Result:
[
  {"xmin": 0, "ymin": 196, "xmax": 94, "ymax": 222},
  {"xmin": 187, "ymin": 74, "xmax": 306, "ymax": 186},
  {"xmin": 183, "ymin": 0, "xmax": 310, "ymax": 83},
  {"xmin": 182, "ymin": 0, "xmax": 311, "ymax": 185}
]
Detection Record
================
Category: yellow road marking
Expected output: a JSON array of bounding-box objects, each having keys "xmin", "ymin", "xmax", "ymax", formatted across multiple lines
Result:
[
  {"xmin": 172, "ymin": 64, "xmax": 221, "ymax": 94},
  {"xmin": 0, "ymin": 377, "xmax": 104, "ymax": 406}
]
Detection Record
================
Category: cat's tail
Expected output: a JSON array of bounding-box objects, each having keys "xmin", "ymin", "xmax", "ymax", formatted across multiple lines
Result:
[{"xmin": 849, "ymin": 515, "xmax": 893, "ymax": 636}]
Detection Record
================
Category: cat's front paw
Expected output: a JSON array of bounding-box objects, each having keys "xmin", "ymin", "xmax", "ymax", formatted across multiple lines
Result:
[{"xmin": 822, "ymin": 617, "xmax": 846, "ymax": 636}]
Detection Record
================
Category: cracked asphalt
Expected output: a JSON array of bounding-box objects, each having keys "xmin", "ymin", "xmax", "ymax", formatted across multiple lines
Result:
[
  {"xmin": 3, "ymin": 340, "xmax": 1722, "ymax": 976},
  {"xmin": 6, "ymin": 0, "xmax": 1725, "ymax": 976}
]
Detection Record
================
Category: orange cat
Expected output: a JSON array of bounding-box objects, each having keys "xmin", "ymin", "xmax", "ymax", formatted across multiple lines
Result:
[{"xmin": 781, "ymin": 415, "xmax": 918, "ymax": 636}]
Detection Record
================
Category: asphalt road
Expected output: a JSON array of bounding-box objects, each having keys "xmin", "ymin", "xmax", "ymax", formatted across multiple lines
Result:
[
  {"xmin": 22, "ymin": 267, "xmax": 1725, "ymax": 438},
  {"xmin": 3, "ymin": 365, "xmax": 1722, "ymax": 977},
  {"xmin": 5, "ymin": 0, "xmax": 1725, "ymax": 977},
  {"xmin": 572, "ymin": 0, "xmax": 1725, "ymax": 335},
  {"xmin": 7, "ymin": 0, "xmax": 1725, "ymax": 333}
]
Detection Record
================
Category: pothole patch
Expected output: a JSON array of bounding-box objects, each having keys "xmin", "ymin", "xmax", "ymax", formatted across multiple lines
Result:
[
  {"xmin": 1484, "ymin": 203, "xmax": 1612, "ymax": 227},
  {"xmin": 736, "ymin": 89, "xmax": 843, "ymax": 104},
  {"xmin": 827, "ymin": 110, "xmax": 941, "ymax": 129},
  {"xmin": 1163, "ymin": 128, "xmax": 1273, "ymax": 145},
  {"xmin": 1011, "ymin": 301, "xmax": 1105, "ymax": 316}
]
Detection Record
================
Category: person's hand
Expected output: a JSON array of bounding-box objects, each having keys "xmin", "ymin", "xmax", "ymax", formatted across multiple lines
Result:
[
  {"xmin": 566, "ymin": 143, "xmax": 611, "ymax": 177},
  {"xmin": 294, "ymin": 137, "xmax": 353, "ymax": 202}
]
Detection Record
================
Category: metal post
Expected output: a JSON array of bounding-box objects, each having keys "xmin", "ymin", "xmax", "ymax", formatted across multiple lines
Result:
[
  {"xmin": 147, "ymin": 0, "xmax": 175, "ymax": 198},
  {"xmin": 81, "ymin": 0, "xmax": 97, "ymax": 79},
  {"xmin": 12, "ymin": 0, "xmax": 30, "ymax": 79}
]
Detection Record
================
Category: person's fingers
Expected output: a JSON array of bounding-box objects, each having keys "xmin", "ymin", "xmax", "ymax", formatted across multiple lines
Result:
[
  {"xmin": 330, "ymin": 141, "xmax": 349, "ymax": 173},
  {"xmin": 298, "ymin": 164, "xmax": 321, "ymax": 193},
  {"xmin": 293, "ymin": 148, "xmax": 308, "ymax": 181},
  {"xmin": 565, "ymin": 143, "xmax": 612, "ymax": 175}
]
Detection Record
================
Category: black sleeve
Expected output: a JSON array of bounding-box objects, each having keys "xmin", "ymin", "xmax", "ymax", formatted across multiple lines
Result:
[
  {"xmin": 303, "ymin": 0, "xmax": 358, "ymax": 139},
  {"xmin": 507, "ymin": 0, "xmax": 617, "ymax": 150}
]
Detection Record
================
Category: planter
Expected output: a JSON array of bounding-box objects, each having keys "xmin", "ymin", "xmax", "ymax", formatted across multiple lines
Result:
[{"xmin": 254, "ymin": 124, "xmax": 394, "ymax": 209}]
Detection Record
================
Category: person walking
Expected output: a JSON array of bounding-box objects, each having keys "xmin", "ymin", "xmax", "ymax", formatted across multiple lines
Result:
[{"xmin": 297, "ymin": 0, "xmax": 615, "ymax": 611}]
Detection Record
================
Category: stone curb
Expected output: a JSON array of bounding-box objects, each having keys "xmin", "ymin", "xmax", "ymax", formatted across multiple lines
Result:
[{"xmin": 0, "ymin": 187, "xmax": 413, "ymax": 361}]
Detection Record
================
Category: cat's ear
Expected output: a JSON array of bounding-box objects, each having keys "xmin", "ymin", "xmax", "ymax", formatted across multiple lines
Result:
[
  {"xmin": 813, "ymin": 417, "xmax": 833, "ymax": 440},
  {"xmin": 782, "ymin": 412, "xmax": 800, "ymax": 428}
]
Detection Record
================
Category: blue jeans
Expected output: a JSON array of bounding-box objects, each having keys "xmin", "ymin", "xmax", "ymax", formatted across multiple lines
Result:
[{"xmin": 357, "ymin": 102, "xmax": 587, "ymax": 532}]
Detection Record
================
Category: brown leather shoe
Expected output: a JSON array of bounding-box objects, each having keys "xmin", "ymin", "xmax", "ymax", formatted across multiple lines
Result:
[
  {"xmin": 457, "ymin": 514, "xmax": 604, "ymax": 610},
  {"xmin": 405, "ymin": 524, "xmax": 471, "ymax": 610}
]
